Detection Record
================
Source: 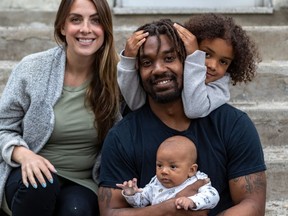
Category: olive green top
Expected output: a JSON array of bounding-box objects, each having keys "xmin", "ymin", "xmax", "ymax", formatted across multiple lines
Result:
[{"xmin": 39, "ymin": 81, "xmax": 98, "ymax": 194}]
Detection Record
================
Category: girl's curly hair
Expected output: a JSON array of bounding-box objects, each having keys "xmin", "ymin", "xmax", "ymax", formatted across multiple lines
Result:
[{"xmin": 184, "ymin": 13, "xmax": 261, "ymax": 85}]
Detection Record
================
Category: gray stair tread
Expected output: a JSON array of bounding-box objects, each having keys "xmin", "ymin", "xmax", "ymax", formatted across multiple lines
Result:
[
  {"xmin": 1, "ymin": 8, "xmax": 288, "ymax": 26},
  {"xmin": 264, "ymin": 145, "xmax": 288, "ymax": 163},
  {"xmin": 0, "ymin": 24, "xmax": 287, "ymax": 61},
  {"xmin": 0, "ymin": 60, "xmax": 17, "ymax": 68},
  {"xmin": 266, "ymin": 200, "xmax": 288, "ymax": 216},
  {"xmin": 1, "ymin": 59, "xmax": 288, "ymax": 72},
  {"xmin": 263, "ymin": 146, "xmax": 288, "ymax": 201},
  {"xmin": 4, "ymin": 23, "xmax": 286, "ymax": 31},
  {"xmin": 232, "ymin": 101, "xmax": 288, "ymax": 110}
]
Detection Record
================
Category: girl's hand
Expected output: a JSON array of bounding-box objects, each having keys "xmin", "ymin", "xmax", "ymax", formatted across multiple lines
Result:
[
  {"xmin": 174, "ymin": 23, "xmax": 199, "ymax": 55},
  {"xmin": 116, "ymin": 178, "xmax": 142, "ymax": 196},
  {"xmin": 12, "ymin": 146, "xmax": 57, "ymax": 189},
  {"xmin": 124, "ymin": 30, "xmax": 149, "ymax": 57}
]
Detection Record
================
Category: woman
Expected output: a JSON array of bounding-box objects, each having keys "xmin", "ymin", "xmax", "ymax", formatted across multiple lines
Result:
[{"xmin": 0, "ymin": 0, "xmax": 120, "ymax": 215}]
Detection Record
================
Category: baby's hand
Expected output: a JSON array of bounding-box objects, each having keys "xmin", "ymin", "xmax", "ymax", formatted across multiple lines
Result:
[
  {"xmin": 116, "ymin": 178, "xmax": 142, "ymax": 196},
  {"xmin": 175, "ymin": 196, "xmax": 195, "ymax": 210},
  {"xmin": 124, "ymin": 30, "xmax": 149, "ymax": 57},
  {"xmin": 173, "ymin": 23, "xmax": 198, "ymax": 55}
]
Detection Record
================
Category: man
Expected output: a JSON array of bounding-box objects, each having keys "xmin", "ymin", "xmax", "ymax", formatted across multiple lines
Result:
[{"xmin": 98, "ymin": 19, "xmax": 266, "ymax": 216}]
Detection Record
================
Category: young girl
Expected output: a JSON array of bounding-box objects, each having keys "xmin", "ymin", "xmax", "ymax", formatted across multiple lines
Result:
[{"xmin": 117, "ymin": 13, "xmax": 261, "ymax": 118}]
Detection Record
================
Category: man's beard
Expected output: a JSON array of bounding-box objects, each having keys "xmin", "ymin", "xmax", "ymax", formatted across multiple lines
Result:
[
  {"xmin": 142, "ymin": 73, "xmax": 182, "ymax": 104},
  {"xmin": 147, "ymin": 88, "xmax": 182, "ymax": 103}
]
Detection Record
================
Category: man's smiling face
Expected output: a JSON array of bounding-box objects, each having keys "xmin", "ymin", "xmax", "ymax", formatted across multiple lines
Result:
[{"xmin": 138, "ymin": 35, "xmax": 184, "ymax": 103}]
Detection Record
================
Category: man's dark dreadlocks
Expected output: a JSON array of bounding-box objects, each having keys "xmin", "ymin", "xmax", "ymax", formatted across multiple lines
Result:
[{"xmin": 135, "ymin": 19, "xmax": 186, "ymax": 64}]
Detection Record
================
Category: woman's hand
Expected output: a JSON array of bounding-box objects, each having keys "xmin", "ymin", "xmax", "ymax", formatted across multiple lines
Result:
[{"xmin": 12, "ymin": 146, "xmax": 57, "ymax": 189}]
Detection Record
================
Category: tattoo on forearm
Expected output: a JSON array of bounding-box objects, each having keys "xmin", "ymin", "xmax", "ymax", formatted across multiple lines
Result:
[
  {"xmin": 233, "ymin": 172, "xmax": 266, "ymax": 194},
  {"xmin": 99, "ymin": 187, "xmax": 112, "ymax": 207},
  {"xmin": 246, "ymin": 175, "xmax": 253, "ymax": 193}
]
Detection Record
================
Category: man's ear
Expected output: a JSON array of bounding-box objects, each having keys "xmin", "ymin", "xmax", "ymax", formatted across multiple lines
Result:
[{"xmin": 188, "ymin": 163, "xmax": 198, "ymax": 178}]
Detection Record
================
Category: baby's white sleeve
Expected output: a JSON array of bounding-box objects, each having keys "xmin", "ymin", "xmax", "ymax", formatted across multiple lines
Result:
[{"xmin": 189, "ymin": 183, "xmax": 220, "ymax": 210}]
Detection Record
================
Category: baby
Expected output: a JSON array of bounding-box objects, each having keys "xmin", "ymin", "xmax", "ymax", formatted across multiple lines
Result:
[{"xmin": 116, "ymin": 135, "xmax": 219, "ymax": 211}]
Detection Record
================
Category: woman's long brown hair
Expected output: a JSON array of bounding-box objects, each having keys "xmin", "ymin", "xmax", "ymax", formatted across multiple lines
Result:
[{"xmin": 54, "ymin": 0, "xmax": 120, "ymax": 152}]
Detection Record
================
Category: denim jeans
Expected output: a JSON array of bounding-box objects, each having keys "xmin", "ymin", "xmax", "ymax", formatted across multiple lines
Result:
[{"xmin": 5, "ymin": 167, "xmax": 99, "ymax": 216}]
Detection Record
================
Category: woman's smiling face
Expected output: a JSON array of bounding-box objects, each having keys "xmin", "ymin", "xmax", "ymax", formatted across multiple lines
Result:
[{"xmin": 61, "ymin": 0, "xmax": 105, "ymax": 58}]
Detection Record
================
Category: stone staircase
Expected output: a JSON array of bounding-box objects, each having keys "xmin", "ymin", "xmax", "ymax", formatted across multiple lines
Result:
[{"xmin": 0, "ymin": 1, "xmax": 288, "ymax": 215}]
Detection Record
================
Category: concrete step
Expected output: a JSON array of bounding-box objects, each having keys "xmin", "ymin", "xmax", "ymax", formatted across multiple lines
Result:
[
  {"xmin": 0, "ymin": 7, "xmax": 288, "ymax": 26},
  {"xmin": 0, "ymin": 61, "xmax": 15, "ymax": 95},
  {"xmin": 264, "ymin": 146, "xmax": 288, "ymax": 201},
  {"xmin": 0, "ymin": 24, "xmax": 56, "ymax": 61},
  {"xmin": 230, "ymin": 61, "xmax": 288, "ymax": 103},
  {"xmin": 0, "ymin": 10, "xmax": 56, "ymax": 27},
  {"xmin": 1, "ymin": 60, "xmax": 288, "ymax": 103},
  {"xmin": 265, "ymin": 200, "xmax": 288, "ymax": 216},
  {"xmin": 234, "ymin": 102, "xmax": 288, "ymax": 148},
  {"xmin": 0, "ymin": 24, "xmax": 287, "ymax": 61},
  {"xmin": 245, "ymin": 26, "xmax": 288, "ymax": 61}
]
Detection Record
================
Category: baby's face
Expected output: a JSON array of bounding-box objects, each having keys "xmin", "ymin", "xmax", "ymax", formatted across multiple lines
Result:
[
  {"xmin": 156, "ymin": 147, "xmax": 196, "ymax": 188},
  {"xmin": 200, "ymin": 38, "xmax": 234, "ymax": 84}
]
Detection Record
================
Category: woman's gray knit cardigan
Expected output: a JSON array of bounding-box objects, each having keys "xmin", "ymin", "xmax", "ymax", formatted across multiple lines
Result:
[{"xmin": 0, "ymin": 46, "xmax": 101, "ymax": 206}]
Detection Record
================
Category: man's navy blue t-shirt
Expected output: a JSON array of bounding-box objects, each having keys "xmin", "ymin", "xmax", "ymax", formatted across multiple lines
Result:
[{"xmin": 99, "ymin": 103, "xmax": 266, "ymax": 215}]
